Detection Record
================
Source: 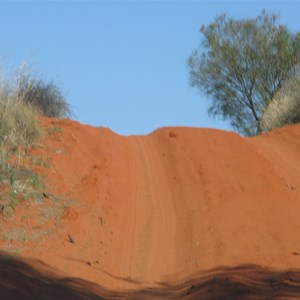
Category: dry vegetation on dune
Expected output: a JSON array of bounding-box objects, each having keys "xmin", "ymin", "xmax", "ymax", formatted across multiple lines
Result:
[
  {"xmin": 0, "ymin": 66, "xmax": 70, "ymax": 218},
  {"xmin": 260, "ymin": 76, "xmax": 300, "ymax": 133}
]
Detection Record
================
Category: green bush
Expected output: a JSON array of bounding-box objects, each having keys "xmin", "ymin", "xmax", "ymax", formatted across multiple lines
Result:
[{"xmin": 260, "ymin": 76, "xmax": 300, "ymax": 132}]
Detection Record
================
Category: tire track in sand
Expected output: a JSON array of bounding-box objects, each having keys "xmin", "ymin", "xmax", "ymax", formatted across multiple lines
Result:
[
  {"xmin": 126, "ymin": 135, "xmax": 194, "ymax": 286},
  {"xmin": 126, "ymin": 137, "xmax": 154, "ymax": 283}
]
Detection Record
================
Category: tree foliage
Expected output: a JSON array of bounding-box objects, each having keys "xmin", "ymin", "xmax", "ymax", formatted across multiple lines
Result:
[{"xmin": 188, "ymin": 11, "xmax": 300, "ymax": 136}]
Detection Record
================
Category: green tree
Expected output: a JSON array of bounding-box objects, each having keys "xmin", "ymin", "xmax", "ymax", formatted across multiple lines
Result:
[{"xmin": 188, "ymin": 11, "xmax": 300, "ymax": 136}]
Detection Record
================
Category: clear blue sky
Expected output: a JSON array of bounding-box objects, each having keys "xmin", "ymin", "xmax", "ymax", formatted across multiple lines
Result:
[{"xmin": 0, "ymin": 1, "xmax": 299, "ymax": 135}]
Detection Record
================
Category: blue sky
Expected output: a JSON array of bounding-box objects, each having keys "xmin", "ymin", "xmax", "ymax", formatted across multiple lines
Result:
[{"xmin": 0, "ymin": 1, "xmax": 299, "ymax": 135}]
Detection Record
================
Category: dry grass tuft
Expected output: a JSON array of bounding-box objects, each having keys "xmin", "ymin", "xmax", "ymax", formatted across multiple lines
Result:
[
  {"xmin": 260, "ymin": 76, "xmax": 300, "ymax": 132},
  {"xmin": 0, "ymin": 99, "xmax": 42, "ymax": 149}
]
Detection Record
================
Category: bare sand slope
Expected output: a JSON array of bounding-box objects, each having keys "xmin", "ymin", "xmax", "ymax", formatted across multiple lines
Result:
[{"xmin": 1, "ymin": 119, "xmax": 300, "ymax": 299}]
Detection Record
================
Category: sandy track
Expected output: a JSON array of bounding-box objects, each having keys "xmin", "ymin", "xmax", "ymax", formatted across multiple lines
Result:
[{"xmin": 125, "ymin": 135, "xmax": 190, "ymax": 285}]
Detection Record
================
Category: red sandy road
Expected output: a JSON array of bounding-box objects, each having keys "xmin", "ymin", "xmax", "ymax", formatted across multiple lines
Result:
[
  {"xmin": 125, "ymin": 136, "xmax": 193, "ymax": 285},
  {"xmin": 1, "ymin": 119, "xmax": 300, "ymax": 297}
]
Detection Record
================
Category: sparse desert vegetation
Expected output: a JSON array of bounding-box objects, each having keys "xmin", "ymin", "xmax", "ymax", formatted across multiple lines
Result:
[
  {"xmin": 0, "ymin": 64, "xmax": 71, "ymax": 217},
  {"xmin": 260, "ymin": 76, "xmax": 300, "ymax": 132}
]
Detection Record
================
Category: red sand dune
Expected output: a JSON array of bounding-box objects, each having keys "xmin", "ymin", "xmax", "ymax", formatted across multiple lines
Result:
[{"xmin": 1, "ymin": 118, "xmax": 300, "ymax": 299}]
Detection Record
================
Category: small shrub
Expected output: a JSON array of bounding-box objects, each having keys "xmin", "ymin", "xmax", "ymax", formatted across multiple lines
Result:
[
  {"xmin": 17, "ymin": 76, "xmax": 71, "ymax": 119},
  {"xmin": 260, "ymin": 76, "xmax": 300, "ymax": 132},
  {"xmin": 0, "ymin": 98, "xmax": 42, "ymax": 149}
]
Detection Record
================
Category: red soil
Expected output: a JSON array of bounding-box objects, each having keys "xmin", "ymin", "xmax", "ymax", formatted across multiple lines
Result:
[{"xmin": 1, "ymin": 118, "xmax": 300, "ymax": 299}]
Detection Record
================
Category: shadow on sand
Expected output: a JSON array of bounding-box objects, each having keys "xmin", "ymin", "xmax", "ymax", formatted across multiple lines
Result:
[{"xmin": 1, "ymin": 252, "xmax": 300, "ymax": 299}]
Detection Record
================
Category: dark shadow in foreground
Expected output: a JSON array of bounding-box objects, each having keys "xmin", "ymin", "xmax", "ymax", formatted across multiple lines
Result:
[{"xmin": 1, "ymin": 252, "xmax": 300, "ymax": 299}]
